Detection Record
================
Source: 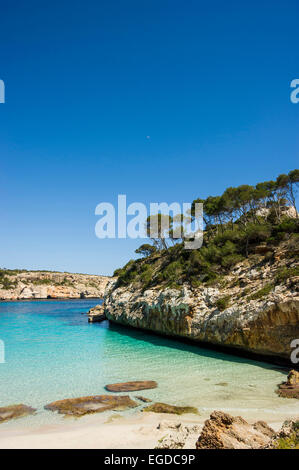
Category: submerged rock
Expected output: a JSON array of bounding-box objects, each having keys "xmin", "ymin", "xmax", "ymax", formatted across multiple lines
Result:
[
  {"xmin": 142, "ymin": 402, "xmax": 198, "ymax": 415},
  {"xmin": 196, "ymin": 411, "xmax": 275, "ymax": 449},
  {"xmin": 44, "ymin": 395, "xmax": 138, "ymax": 417},
  {"xmin": 0, "ymin": 404, "xmax": 36, "ymax": 423},
  {"xmin": 105, "ymin": 380, "xmax": 157, "ymax": 392},
  {"xmin": 277, "ymin": 369, "xmax": 299, "ymax": 399},
  {"xmin": 135, "ymin": 396, "xmax": 152, "ymax": 403}
]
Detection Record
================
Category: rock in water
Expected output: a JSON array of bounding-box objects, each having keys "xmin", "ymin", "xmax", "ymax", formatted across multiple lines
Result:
[
  {"xmin": 44, "ymin": 395, "xmax": 138, "ymax": 417},
  {"xmin": 135, "ymin": 396, "xmax": 152, "ymax": 403},
  {"xmin": 277, "ymin": 370, "xmax": 299, "ymax": 399},
  {"xmin": 0, "ymin": 404, "xmax": 36, "ymax": 423},
  {"xmin": 105, "ymin": 380, "xmax": 157, "ymax": 392},
  {"xmin": 196, "ymin": 411, "xmax": 275, "ymax": 449},
  {"xmin": 87, "ymin": 305, "xmax": 106, "ymax": 323},
  {"xmin": 142, "ymin": 402, "xmax": 198, "ymax": 415}
]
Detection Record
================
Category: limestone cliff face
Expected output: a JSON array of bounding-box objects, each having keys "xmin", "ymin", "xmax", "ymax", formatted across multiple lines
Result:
[
  {"xmin": 0, "ymin": 271, "xmax": 111, "ymax": 300},
  {"xmin": 104, "ymin": 250, "xmax": 299, "ymax": 362}
]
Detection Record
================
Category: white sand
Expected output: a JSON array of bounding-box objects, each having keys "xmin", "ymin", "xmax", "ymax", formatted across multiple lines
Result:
[{"xmin": 0, "ymin": 410, "xmax": 285, "ymax": 449}]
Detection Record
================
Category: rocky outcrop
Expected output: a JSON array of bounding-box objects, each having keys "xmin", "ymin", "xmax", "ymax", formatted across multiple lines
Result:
[
  {"xmin": 103, "ymin": 247, "xmax": 299, "ymax": 362},
  {"xmin": 156, "ymin": 422, "xmax": 201, "ymax": 449},
  {"xmin": 87, "ymin": 305, "xmax": 106, "ymax": 322},
  {"xmin": 44, "ymin": 395, "xmax": 138, "ymax": 417},
  {"xmin": 195, "ymin": 411, "xmax": 275, "ymax": 449},
  {"xmin": 155, "ymin": 412, "xmax": 298, "ymax": 449},
  {"xmin": 105, "ymin": 380, "xmax": 157, "ymax": 392},
  {"xmin": 0, "ymin": 404, "xmax": 36, "ymax": 423},
  {"xmin": 268, "ymin": 418, "xmax": 299, "ymax": 448},
  {"xmin": 0, "ymin": 270, "xmax": 112, "ymax": 300},
  {"xmin": 142, "ymin": 403, "xmax": 198, "ymax": 415},
  {"xmin": 277, "ymin": 370, "xmax": 299, "ymax": 399}
]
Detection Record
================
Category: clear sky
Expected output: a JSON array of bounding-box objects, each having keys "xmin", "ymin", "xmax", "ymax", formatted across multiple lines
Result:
[{"xmin": 0, "ymin": 0, "xmax": 298, "ymax": 275}]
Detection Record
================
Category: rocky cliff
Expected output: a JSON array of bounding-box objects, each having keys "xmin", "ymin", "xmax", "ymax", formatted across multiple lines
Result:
[
  {"xmin": 0, "ymin": 270, "xmax": 111, "ymax": 300},
  {"xmin": 104, "ymin": 240, "xmax": 299, "ymax": 363}
]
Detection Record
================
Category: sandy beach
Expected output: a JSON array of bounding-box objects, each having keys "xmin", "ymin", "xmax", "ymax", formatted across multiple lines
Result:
[{"xmin": 0, "ymin": 409, "xmax": 287, "ymax": 449}]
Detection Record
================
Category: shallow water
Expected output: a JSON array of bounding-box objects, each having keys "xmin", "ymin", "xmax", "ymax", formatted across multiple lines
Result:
[{"xmin": 0, "ymin": 300, "xmax": 297, "ymax": 428}]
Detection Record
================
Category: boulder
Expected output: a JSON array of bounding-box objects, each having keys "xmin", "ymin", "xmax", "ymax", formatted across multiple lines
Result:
[
  {"xmin": 0, "ymin": 404, "xmax": 36, "ymax": 423},
  {"xmin": 105, "ymin": 380, "xmax": 157, "ymax": 392},
  {"xmin": 196, "ymin": 411, "xmax": 275, "ymax": 449},
  {"xmin": 87, "ymin": 305, "xmax": 106, "ymax": 323},
  {"xmin": 44, "ymin": 394, "xmax": 138, "ymax": 417},
  {"xmin": 156, "ymin": 422, "xmax": 201, "ymax": 449},
  {"xmin": 277, "ymin": 370, "xmax": 299, "ymax": 399},
  {"xmin": 142, "ymin": 402, "xmax": 198, "ymax": 415}
]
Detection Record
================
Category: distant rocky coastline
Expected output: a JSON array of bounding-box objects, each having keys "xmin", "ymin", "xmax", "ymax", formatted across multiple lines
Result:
[{"xmin": 0, "ymin": 270, "xmax": 112, "ymax": 301}]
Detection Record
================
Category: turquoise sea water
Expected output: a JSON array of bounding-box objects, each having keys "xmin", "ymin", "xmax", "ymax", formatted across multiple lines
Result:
[{"xmin": 0, "ymin": 300, "xmax": 298, "ymax": 428}]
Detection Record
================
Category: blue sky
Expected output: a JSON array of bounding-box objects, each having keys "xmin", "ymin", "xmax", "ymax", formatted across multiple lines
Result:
[{"xmin": 0, "ymin": 0, "xmax": 298, "ymax": 275}]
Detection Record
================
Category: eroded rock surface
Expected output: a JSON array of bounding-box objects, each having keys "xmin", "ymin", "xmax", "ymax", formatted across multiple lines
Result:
[
  {"xmin": 44, "ymin": 395, "xmax": 138, "ymax": 417},
  {"xmin": 87, "ymin": 305, "xmax": 106, "ymax": 322},
  {"xmin": 156, "ymin": 422, "xmax": 201, "ymax": 449},
  {"xmin": 0, "ymin": 404, "xmax": 36, "ymax": 423},
  {"xmin": 105, "ymin": 381, "xmax": 157, "ymax": 392},
  {"xmin": 277, "ymin": 369, "xmax": 299, "ymax": 399},
  {"xmin": 196, "ymin": 411, "xmax": 275, "ymax": 449},
  {"xmin": 142, "ymin": 402, "xmax": 198, "ymax": 415}
]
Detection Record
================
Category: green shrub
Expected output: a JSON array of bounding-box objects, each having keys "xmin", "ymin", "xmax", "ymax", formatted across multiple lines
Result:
[
  {"xmin": 245, "ymin": 223, "xmax": 272, "ymax": 243},
  {"xmin": 0, "ymin": 276, "xmax": 17, "ymax": 289},
  {"xmin": 274, "ymin": 218, "xmax": 299, "ymax": 235},
  {"xmin": 162, "ymin": 261, "xmax": 183, "ymax": 282},
  {"xmin": 274, "ymin": 423, "xmax": 299, "ymax": 449},
  {"xmin": 214, "ymin": 229, "xmax": 244, "ymax": 245},
  {"xmin": 275, "ymin": 266, "xmax": 299, "ymax": 283},
  {"xmin": 200, "ymin": 245, "xmax": 222, "ymax": 264},
  {"xmin": 215, "ymin": 295, "xmax": 231, "ymax": 311},
  {"xmin": 140, "ymin": 265, "xmax": 153, "ymax": 285},
  {"xmin": 204, "ymin": 274, "xmax": 222, "ymax": 287},
  {"xmin": 32, "ymin": 278, "xmax": 53, "ymax": 285},
  {"xmin": 248, "ymin": 283, "xmax": 273, "ymax": 300},
  {"xmin": 221, "ymin": 253, "xmax": 244, "ymax": 268}
]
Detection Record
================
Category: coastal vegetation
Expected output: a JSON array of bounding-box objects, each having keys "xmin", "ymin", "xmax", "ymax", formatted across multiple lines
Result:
[
  {"xmin": 0, "ymin": 270, "xmax": 75, "ymax": 289},
  {"xmin": 113, "ymin": 170, "xmax": 299, "ymax": 290}
]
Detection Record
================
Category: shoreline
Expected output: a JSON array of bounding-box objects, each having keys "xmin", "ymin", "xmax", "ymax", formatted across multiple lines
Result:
[{"xmin": 0, "ymin": 409, "xmax": 289, "ymax": 449}]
